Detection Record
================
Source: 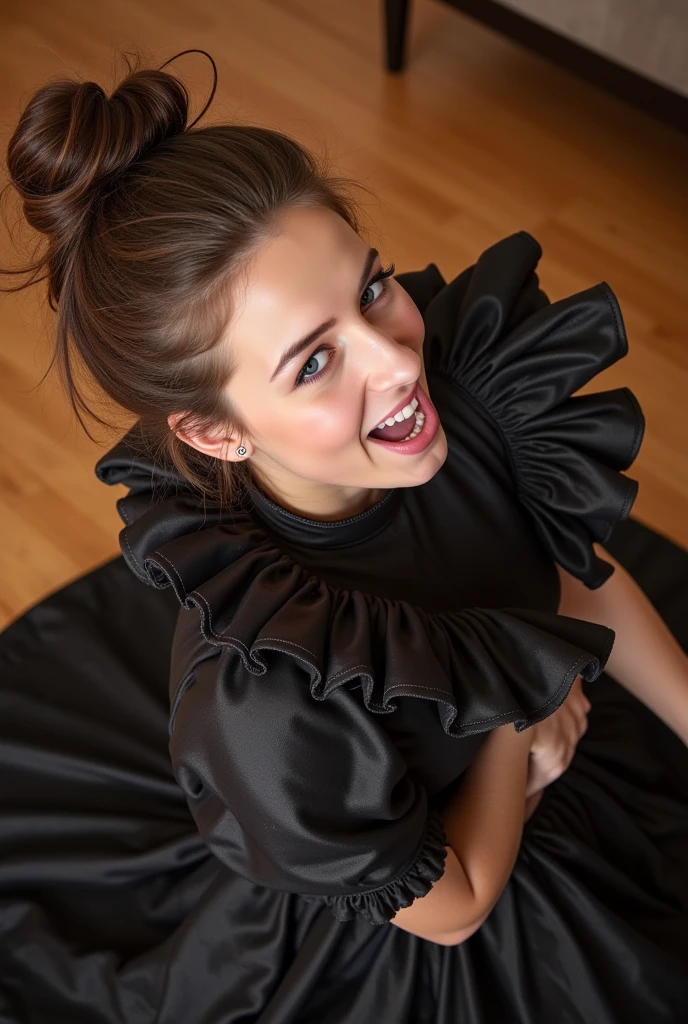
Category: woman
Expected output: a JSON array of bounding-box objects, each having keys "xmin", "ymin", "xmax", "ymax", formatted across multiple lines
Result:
[{"xmin": 1, "ymin": 48, "xmax": 688, "ymax": 1023}]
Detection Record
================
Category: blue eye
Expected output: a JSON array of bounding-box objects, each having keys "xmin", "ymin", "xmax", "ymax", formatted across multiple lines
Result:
[
  {"xmin": 361, "ymin": 278, "xmax": 384, "ymax": 308},
  {"xmin": 295, "ymin": 263, "xmax": 396, "ymax": 388},
  {"xmin": 295, "ymin": 344, "xmax": 334, "ymax": 388}
]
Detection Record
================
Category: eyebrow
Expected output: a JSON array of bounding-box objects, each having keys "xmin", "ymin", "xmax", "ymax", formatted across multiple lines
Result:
[{"xmin": 269, "ymin": 246, "xmax": 379, "ymax": 383}]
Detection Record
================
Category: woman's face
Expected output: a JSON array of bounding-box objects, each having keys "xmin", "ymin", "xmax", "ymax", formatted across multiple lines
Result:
[{"xmin": 177, "ymin": 204, "xmax": 448, "ymax": 519}]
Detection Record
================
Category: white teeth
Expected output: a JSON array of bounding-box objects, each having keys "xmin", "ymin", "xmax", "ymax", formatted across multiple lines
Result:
[
  {"xmin": 400, "ymin": 410, "xmax": 425, "ymax": 441},
  {"xmin": 376, "ymin": 396, "xmax": 418, "ymax": 431}
]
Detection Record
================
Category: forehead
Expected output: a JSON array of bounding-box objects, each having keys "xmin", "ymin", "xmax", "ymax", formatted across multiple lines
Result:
[{"xmin": 229, "ymin": 206, "xmax": 365, "ymax": 339}]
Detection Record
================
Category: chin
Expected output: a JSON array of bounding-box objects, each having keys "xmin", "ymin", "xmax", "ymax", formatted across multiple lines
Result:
[{"xmin": 391, "ymin": 425, "xmax": 448, "ymax": 489}]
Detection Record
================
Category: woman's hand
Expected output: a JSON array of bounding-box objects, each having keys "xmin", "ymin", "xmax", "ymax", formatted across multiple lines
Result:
[{"xmin": 525, "ymin": 675, "xmax": 591, "ymax": 800}]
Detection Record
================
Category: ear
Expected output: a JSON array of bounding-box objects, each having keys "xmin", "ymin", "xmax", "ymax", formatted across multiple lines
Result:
[{"xmin": 167, "ymin": 412, "xmax": 250, "ymax": 462}]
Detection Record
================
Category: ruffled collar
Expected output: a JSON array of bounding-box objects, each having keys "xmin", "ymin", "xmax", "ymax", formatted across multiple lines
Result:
[{"xmin": 246, "ymin": 480, "xmax": 403, "ymax": 549}]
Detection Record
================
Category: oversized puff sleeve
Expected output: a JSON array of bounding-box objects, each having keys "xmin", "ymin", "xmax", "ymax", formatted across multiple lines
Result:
[
  {"xmin": 421, "ymin": 230, "xmax": 645, "ymax": 589},
  {"xmin": 168, "ymin": 636, "xmax": 449, "ymax": 926}
]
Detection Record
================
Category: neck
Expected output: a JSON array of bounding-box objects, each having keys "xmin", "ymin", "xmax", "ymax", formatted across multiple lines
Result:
[{"xmin": 249, "ymin": 470, "xmax": 388, "ymax": 522}]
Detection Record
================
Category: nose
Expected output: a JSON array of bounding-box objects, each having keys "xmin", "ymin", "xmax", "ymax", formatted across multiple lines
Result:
[{"xmin": 354, "ymin": 322, "xmax": 421, "ymax": 393}]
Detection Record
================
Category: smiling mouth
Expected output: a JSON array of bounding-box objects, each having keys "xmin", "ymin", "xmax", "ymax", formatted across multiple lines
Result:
[{"xmin": 367, "ymin": 390, "xmax": 423, "ymax": 442}]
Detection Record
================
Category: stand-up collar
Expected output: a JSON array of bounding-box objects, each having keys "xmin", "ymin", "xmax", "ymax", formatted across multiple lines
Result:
[{"xmin": 246, "ymin": 480, "xmax": 402, "ymax": 549}]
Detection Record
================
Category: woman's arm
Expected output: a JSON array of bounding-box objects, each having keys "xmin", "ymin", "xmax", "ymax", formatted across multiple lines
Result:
[
  {"xmin": 389, "ymin": 723, "xmax": 533, "ymax": 945},
  {"xmin": 557, "ymin": 543, "xmax": 688, "ymax": 745}
]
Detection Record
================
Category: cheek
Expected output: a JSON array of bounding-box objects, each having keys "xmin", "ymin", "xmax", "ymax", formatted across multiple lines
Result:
[
  {"xmin": 293, "ymin": 399, "xmax": 359, "ymax": 451},
  {"xmin": 252, "ymin": 387, "xmax": 356, "ymax": 453}
]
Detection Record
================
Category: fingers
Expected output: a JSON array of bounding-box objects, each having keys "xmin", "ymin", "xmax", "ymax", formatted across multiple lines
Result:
[
  {"xmin": 528, "ymin": 713, "xmax": 579, "ymax": 788},
  {"xmin": 528, "ymin": 742, "xmax": 574, "ymax": 789},
  {"xmin": 568, "ymin": 677, "xmax": 591, "ymax": 739},
  {"xmin": 565, "ymin": 702, "xmax": 588, "ymax": 750},
  {"xmin": 525, "ymin": 683, "xmax": 593, "ymax": 795},
  {"xmin": 571, "ymin": 703, "xmax": 589, "ymax": 741},
  {"xmin": 524, "ymin": 790, "xmax": 544, "ymax": 821},
  {"xmin": 575, "ymin": 692, "xmax": 591, "ymax": 737}
]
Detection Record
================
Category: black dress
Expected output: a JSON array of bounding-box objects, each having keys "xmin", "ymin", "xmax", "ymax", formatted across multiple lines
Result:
[{"xmin": 2, "ymin": 230, "xmax": 688, "ymax": 1023}]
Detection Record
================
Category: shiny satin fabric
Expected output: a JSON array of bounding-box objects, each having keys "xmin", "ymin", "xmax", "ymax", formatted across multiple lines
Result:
[{"xmin": 1, "ymin": 521, "xmax": 687, "ymax": 1021}]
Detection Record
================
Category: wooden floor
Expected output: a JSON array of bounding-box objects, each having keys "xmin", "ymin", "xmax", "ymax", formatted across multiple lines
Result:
[{"xmin": 0, "ymin": 0, "xmax": 686, "ymax": 629}]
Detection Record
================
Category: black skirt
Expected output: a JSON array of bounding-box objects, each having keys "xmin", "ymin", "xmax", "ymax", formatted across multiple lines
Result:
[{"xmin": 1, "ymin": 515, "xmax": 687, "ymax": 1024}]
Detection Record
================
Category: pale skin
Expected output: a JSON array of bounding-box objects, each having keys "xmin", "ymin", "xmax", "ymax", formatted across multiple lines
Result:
[{"xmin": 169, "ymin": 204, "xmax": 688, "ymax": 942}]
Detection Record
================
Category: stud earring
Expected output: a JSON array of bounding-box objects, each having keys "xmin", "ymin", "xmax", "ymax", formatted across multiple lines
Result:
[{"xmin": 236, "ymin": 446, "xmax": 247, "ymax": 457}]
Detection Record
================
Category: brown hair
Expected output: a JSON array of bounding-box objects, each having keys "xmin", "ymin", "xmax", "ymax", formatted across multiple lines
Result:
[{"xmin": 1, "ymin": 48, "xmax": 372, "ymax": 508}]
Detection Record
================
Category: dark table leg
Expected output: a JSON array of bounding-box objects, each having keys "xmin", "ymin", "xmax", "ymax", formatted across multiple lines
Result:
[{"xmin": 384, "ymin": 0, "xmax": 410, "ymax": 72}]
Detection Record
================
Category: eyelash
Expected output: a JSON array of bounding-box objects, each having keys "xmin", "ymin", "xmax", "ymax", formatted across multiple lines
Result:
[{"xmin": 294, "ymin": 262, "xmax": 396, "ymax": 388}]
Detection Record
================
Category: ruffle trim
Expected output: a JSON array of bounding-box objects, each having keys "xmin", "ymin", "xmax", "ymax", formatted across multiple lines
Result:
[
  {"xmin": 301, "ymin": 805, "xmax": 449, "ymax": 925},
  {"xmin": 423, "ymin": 230, "xmax": 645, "ymax": 588},
  {"xmin": 132, "ymin": 516, "xmax": 615, "ymax": 740}
]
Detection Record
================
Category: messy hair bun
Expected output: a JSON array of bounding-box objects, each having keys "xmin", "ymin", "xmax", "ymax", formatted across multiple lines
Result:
[
  {"xmin": 1, "ymin": 49, "xmax": 369, "ymax": 509},
  {"xmin": 5, "ymin": 50, "xmax": 211, "ymax": 304}
]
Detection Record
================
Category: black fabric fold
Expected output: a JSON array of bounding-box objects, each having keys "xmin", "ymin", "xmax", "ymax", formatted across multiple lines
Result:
[
  {"xmin": 422, "ymin": 229, "xmax": 645, "ymax": 588},
  {"xmin": 300, "ymin": 805, "xmax": 449, "ymax": 925},
  {"xmin": 3, "ymin": 517, "xmax": 688, "ymax": 1021}
]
